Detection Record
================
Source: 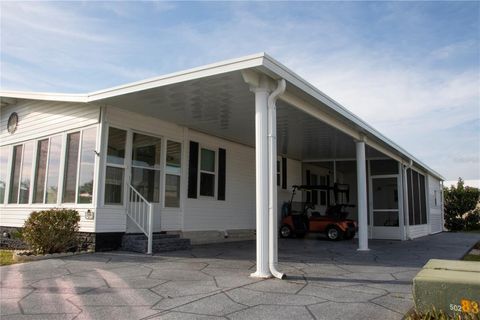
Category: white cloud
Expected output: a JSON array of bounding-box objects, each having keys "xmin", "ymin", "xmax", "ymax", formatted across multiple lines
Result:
[{"xmin": 1, "ymin": 2, "xmax": 478, "ymax": 180}]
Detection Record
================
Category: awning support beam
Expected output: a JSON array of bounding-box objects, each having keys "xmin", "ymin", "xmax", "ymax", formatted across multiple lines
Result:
[
  {"xmin": 250, "ymin": 76, "xmax": 271, "ymax": 278},
  {"xmin": 356, "ymin": 138, "xmax": 369, "ymax": 251},
  {"xmin": 245, "ymin": 71, "xmax": 286, "ymax": 279}
]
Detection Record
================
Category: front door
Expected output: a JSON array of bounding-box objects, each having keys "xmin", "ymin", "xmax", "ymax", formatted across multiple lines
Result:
[{"xmin": 369, "ymin": 175, "xmax": 401, "ymax": 239}]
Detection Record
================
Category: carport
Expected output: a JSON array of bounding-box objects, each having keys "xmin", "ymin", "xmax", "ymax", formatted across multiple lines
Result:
[
  {"xmin": 1, "ymin": 53, "xmax": 443, "ymax": 276},
  {"xmin": 84, "ymin": 53, "xmax": 444, "ymax": 279}
]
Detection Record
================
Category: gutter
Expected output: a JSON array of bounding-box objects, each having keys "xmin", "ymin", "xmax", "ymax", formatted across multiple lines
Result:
[{"xmin": 268, "ymin": 79, "xmax": 286, "ymax": 279}]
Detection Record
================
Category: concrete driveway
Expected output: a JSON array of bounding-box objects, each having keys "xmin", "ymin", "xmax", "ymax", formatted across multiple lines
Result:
[{"xmin": 1, "ymin": 232, "xmax": 479, "ymax": 320}]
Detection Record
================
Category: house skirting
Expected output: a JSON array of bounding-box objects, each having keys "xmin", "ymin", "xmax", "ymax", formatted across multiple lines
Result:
[{"xmin": 182, "ymin": 229, "xmax": 255, "ymax": 245}]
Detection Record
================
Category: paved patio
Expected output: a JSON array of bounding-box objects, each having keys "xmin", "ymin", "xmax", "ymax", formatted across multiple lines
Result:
[{"xmin": 1, "ymin": 232, "xmax": 479, "ymax": 320}]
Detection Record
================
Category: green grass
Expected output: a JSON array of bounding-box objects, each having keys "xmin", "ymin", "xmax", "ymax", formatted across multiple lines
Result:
[
  {"xmin": 463, "ymin": 254, "xmax": 480, "ymax": 261},
  {"xmin": 463, "ymin": 230, "xmax": 480, "ymax": 234},
  {"xmin": 463, "ymin": 240, "xmax": 480, "ymax": 261},
  {"xmin": 0, "ymin": 250, "xmax": 16, "ymax": 266}
]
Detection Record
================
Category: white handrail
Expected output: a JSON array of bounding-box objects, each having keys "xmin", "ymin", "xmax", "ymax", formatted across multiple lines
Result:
[{"xmin": 126, "ymin": 183, "xmax": 153, "ymax": 254}]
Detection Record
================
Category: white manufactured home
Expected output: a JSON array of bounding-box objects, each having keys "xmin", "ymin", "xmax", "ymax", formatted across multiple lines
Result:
[{"xmin": 0, "ymin": 53, "xmax": 444, "ymax": 276}]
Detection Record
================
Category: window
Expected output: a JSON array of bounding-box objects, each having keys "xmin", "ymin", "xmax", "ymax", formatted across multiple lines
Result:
[
  {"xmin": 199, "ymin": 148, "xmax": 215, "ymax": 197},
  {"xmin": 9, "ymin": 145, "xmax": 22, "ymax": 203},
  {"xmin": 32, "ymin": 136, "xmax": 63, "ymax": 204},
  {"xmin": 131, "ymin": 133, "xmax": 161, "ymax": 202},
  {"xmin": 77, "ymin": 128, "xmax": 96, "ymax": 203},
  {"xmin": 63, "ymin": 132, "xmax": 80, "ymax": 202},
  {"xmin": 165, "ymin": 140, "xmax": 181, "ymax": 207},
  {"xmin": 18, "ymin": 142, "xmax": 34, "ymax": 204},
  {"xmin": 407, "ymin": 169, "xmax": 427, "ymax": 225},
  {"xmin": 104, "ymin": 127, "xmax": 126, "ymax": 205},
  {"xmin": 45, "ymin": 136, "xmax": 62, "ymax": 204},
  {"xmin": 0, "ymin": 146, "xmax": 9, "ymax": 203},
  {"xmin": 63, "ymin": 128, "xmax": 97, "ymax": 204},
  {"xmin": 33, "ymin": 139, "xmax": 49, "ymax": 203},
  {"xmin": 9, "ymin": 142, "xmax": 34, "ymax": 204}
]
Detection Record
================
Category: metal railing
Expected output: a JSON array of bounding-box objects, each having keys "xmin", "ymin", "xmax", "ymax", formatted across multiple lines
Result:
[{"xmin": 126, "ymin": 183, "xmax": 153, "ymax": 254}]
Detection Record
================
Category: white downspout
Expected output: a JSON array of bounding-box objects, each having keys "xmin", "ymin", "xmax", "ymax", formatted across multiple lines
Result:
[{"xmin": 268, "ymin": 79, "xmax": 286, "ymax": 279}]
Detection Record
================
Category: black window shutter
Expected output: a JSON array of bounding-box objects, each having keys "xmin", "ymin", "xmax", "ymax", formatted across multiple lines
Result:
[
  {"xmin": 306, "ymin": 170, "xmax": 311, "ymax": 203},
  {"xmin": 218, "ymin": 148, "xmax": 226, "ymax": 201},
  {"xmin": 188, "ymin": 141, "xmax": 199, "ymax": 198},
  {"xmin": 282, "ymin": 157, "xmax": 287, "ymax": 189}
]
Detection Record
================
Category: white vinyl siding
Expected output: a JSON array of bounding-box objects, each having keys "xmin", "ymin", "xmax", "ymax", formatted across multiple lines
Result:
[
  {"xmin": 0, "ymin": 100, "xmax": 100, "ymax": 232},
  {"xmin": 1, "ymin": 100, "xmax": 99, "ymax": 146},
  {"xmin": 184, "ymin": 130, "xmax": 255, "ymax": 231}
]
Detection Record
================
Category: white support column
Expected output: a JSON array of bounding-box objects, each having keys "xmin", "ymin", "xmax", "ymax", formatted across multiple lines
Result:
[
  {"xmin": 403, "ymin": 165, "xmax": 411, "ymax": 239},
  {"xmin": 398, "ymin": 162, "xmax": 406, "ymax": 241},
  {"xmin": 251, "ymin": 85, "xmax": 272, "ymax": 278},
  {"xmin": 356, "ymin": 139, "xmax": 369, "ymax": 251}
]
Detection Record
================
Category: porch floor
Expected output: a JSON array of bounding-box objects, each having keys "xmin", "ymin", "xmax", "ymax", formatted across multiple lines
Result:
[{"xmin": 1, "ymin": 232, "xmax": 479, "ymax": 320}]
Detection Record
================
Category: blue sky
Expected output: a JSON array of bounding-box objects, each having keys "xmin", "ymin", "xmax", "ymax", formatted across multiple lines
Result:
[{"xmin": 1, "ymin": 1, "xmax": 479, "ymax": 182}]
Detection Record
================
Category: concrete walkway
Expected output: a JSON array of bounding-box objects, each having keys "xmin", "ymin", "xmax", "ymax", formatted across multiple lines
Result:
[{"xmin": 1, "ymin": 232, "xmax": 479, "ymax": 320}]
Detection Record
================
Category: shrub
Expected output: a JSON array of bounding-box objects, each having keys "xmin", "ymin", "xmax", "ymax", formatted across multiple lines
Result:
[
  {"xmin": 22, "ymin": 209, "xmax": 80, "ymax": 254},
  {"xmin": 464, "ymin": 206, "xmax": 480, "ymax": 231},
  {"xmin": 444, "ymin": 178, "xmax": 480, "ymax": 231}
]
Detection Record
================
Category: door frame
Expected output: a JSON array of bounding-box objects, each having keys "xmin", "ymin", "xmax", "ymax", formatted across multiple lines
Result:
[{"xmin": 368, "ymin": 173, "xmax": 402, "ymax": 240}]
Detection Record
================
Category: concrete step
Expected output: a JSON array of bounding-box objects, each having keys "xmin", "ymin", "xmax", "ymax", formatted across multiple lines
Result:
[
  {"xmin": 122, "ymin": 233, "xmax": 180, "ymax": 241},
  {"xmin": 121, "ymin": 234, "xmax": 191, "ymax": 254}
]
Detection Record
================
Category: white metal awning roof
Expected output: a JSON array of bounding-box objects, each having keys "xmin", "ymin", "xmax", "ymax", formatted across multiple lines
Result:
[{"xmin": 0, "ymin": 53, "xmax": 444, "ymax": 180}]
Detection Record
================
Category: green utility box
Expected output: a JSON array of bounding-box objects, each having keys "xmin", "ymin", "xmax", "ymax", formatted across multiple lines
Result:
[{"xmin": 413, "ymin": 259, "xmax": 480, "ymax": 316}]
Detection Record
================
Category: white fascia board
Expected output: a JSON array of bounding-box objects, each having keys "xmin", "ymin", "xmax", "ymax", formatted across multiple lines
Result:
[
  {"xmin": 0, "ymin": 90, "xmax": 88, "ymax": 103},
  {"xmin": 259, "ymin": 54, "xmax": 445, "ymax": 181},
  {"xmin": 86, "ymin": 53, "xmax": 266, "ymax": 101},
  {"xmin": 0, "ymin": 52, "xmax": 444, "ymax": 180}
]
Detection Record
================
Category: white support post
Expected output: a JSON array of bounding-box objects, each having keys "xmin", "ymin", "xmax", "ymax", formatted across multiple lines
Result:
[
  {"xmin": 398, "ymin": 162, "xmax": 406, "ymax": 241},
  {"xmin": 251, "ymin": 84, "xmax": 271, "ymax": 278},
  {"xmin": 403, "ymin": 165, "xmax": 411, "ymax": 239},
  {"xmin": 356, "ymin": 139, "xmax": 369, "ymax": 251}
]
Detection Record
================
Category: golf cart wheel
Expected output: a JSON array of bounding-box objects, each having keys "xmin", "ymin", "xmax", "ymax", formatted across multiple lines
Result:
[
  {"xmin": 280, "ymin": 225, "xmax": 292, "ymax": 238},
  {"xmin": 326, "ymin": 226, "xmax": 343, "ymax": 241}
]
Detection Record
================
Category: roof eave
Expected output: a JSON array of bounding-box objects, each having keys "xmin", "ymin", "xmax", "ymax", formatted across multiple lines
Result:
[{"xmin": 258, "ymin": 54, "xmax": 445, "ymax": 181}]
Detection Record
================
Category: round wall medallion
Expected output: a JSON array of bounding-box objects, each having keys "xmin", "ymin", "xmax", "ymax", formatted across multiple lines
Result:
[{"xmin": 7, "ymin": 112, "xmax": 18, "ymax": 134}]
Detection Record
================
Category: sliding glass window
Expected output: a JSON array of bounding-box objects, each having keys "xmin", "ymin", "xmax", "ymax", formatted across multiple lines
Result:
[
  {"xmin": 9, "ymin": 142, "xmax": 33, "ymax": 204},
  {"xmin": 63, "ymin": 128, "xmax": 97, "ymax": 204},
  {"xmin": 8, "ymin": 145, "xmax": 22, "ymax": 204},
  {"xmin": 33, "ymin": 139, "xmax": 49, "ymax": 203},
  {"xmin": 77, "ymin": 128, "xmax": 96, "ymax": 203},
  {"xmin": 105, "ymin": 127, "xmax": 126, "ymax": 205},
  {"xmin": 45, "ymin": 136, "xmax": 62, "ymax": 203},
  {"xmin": 63, "ymin": 132, "xmax": 80, "ymax": 203},
  {"xmin": 32, "ymin": 135, "xmax": 63, "ymax": 204}
]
